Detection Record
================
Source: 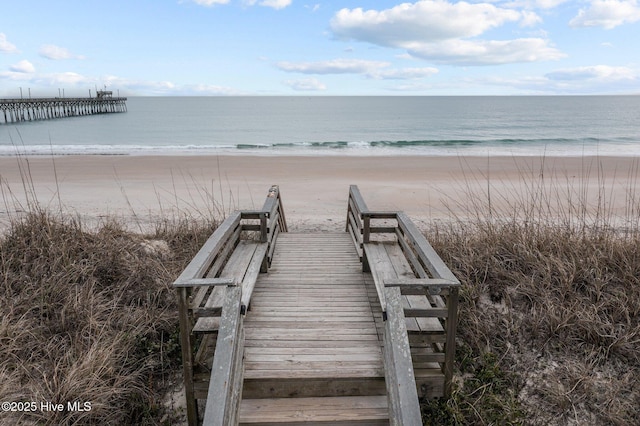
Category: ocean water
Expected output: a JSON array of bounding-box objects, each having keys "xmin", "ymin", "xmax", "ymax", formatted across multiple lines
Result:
[{"xmin": 1, "ymin": 96, "xmax": 639, "ymax": 156}]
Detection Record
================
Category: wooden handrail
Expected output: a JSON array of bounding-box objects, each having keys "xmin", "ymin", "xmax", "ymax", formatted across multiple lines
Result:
[
  {"xmin": 174, "ymin": 211, "xmax": 242, "ymax": 286},
  {"xmin": 202, "ymin": 286, "xmax": 244, "ymax": 426},
  {"xmin": 384, "ymin": 286, "xmax": 423, "ymax": 425},
  {"xmin": 347, "ymin": 185, "xmax": 461, "ymax": 410},
  {"xmin": 175, "ymin": 186, "xmax": 288, "ymax": 425},
  {"xmin": 396, "ymin": 212, "xmax": 459, "ymax": 284},
  {"xmin": 346, "ymin": 185, "xmax": 368, "ymax": 259}
]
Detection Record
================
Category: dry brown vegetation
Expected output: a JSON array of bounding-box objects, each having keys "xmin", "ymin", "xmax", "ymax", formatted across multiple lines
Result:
[
  {"xmin": 1, "ymin": 155, "xmax": 639, "ymax": 425},
  {"xmin": 423, "ymin": 158, "xmax": 640, "ymax": 425},
  {"xmin": 0, "ymin": 210, "xmax": 216, "ymax": 425}
]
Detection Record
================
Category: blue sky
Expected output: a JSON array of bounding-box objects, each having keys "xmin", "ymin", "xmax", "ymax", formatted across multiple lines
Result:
[{"xmin": 1, "ymin": 0, "xmax": 639, "ymax": 96}]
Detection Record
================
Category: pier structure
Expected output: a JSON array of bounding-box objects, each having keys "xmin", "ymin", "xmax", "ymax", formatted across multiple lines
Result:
[{"xmin": 0, "ymin": 91, "xmax": 127, "ymax": 124}]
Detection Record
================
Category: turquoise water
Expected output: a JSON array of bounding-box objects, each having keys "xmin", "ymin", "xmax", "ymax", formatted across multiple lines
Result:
[{"xmin": 1, "ymin": 96, "xmax": 639, "ymax": 156}]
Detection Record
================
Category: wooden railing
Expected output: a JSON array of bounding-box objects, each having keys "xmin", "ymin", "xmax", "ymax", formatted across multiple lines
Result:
[
  {"xmin": 202, "ymin": 285, "xmax": 244, "ymax": 425},
  {"xmin": 346, "ymin": 185, "xmax": 460, "ymax": 424},
  {"xmin": 174, "ymin": 185, "xmax": 287, "ymax": 426}
]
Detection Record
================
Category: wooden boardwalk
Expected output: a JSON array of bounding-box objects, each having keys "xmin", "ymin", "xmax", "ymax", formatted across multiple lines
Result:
[
  {"xmin": 240, "ymin": 232, "xmax": 388, "ymax": 424},
  {"xmin": 174, "ymin": 186, "xmax": 460, "ymax": 425}
]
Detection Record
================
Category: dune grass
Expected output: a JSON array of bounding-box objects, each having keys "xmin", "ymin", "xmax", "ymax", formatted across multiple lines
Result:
[
  {"xmin": 422, "ymin": 157, "xmax": 640, "ymax": 425},
  {"xmin": 0, "ymin": 209, "xmax": 217, "ymax": 425}
]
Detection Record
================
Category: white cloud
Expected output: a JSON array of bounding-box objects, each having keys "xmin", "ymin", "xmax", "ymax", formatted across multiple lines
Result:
[
  {"xmin": 259, "ymin": 0, "xmax": 291, "ymax": 9},
  {"xmin": 505, "ymin": 0, "xmax": 570, "ymax": 9},
  {"xmin": 329, "ymin": 1, "xmax": 560, "ymax": 66},
  {"xmin": 190, "ymin": 0, "xmax": 291, "ymax": 8},
  {"xmin": 331, "ymin": 1, "xmax": 525, "ymax": 45},
  {"xmin": 535, "ymin": 0, "xmax": 571, "ymax": 8},
  {"xmin": 0, "ymin": 68, "xmax": 241, "ymax": 96},
  {"xmin": 407, "ymin": 38, "xmax": 565, "ymax": 65},
  {"xmin": 283, "ymin": 78, "xmax": 326, "ymax": 91},
  {"xmin": 545, "ymin": 65, "xmax": 637, "ymax": 81},
  {"xmin": 277, "ymin": 58, "xmax": 439, "ymax": 80},
  {"xmin": 39, "ymin": 44, "xmax": 85, "ymax": 60},
  {"xmin": 0, "ymin": 33, "xmax": 18, "ymax": 53},
  {"xmin": 386, "ymin": 82, "xmax": 436, "ymax": 91},
  {"xmin": 520, "ymin": 10, "xmax": 543, "ymax": 27},
  {"xmin": 0, "ymin": 71, "xmax": 30, "ymax": 82},
  {"xmin": 474, "ymin": 66, "xmax": 638, "ymax": 94},
  {"xmin": 459, "ymin": 69, "xmax": 639, "ymax": 94},
  {"xmin": 36, "ymin": 72, "xmax": 90, "ymax": 86},
  {"xmin": 181, "ymin": 84, "xmax": 240, "ymax": 95},
  {"xmin": 277, "ymin": 58, "xmax": 390, "ymax": 74},
  {"xmin": 570, "ymin": 0, "xmax": 640, "ymax": 29},
  {"xmin": 9, "ymin": 60, "xmax": 35, "ymax": 73},
  {"xmin": 369, "ymin": 67, "xmax": 439, "ymax": 80},
  {"xmin": 191, "ymin": 0, "xmax": 230, "ymax": 6}
]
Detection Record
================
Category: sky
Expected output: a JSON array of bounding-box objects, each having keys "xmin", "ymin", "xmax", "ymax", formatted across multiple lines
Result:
[{"xmin": 0, "ymin": 0, "xmax": 639, "ymax": 96}]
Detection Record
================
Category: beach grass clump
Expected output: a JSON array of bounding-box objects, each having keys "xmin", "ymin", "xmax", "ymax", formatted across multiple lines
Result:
[
  {"xmin": 423, "ymin": 163, "xmax": 640, "ymax": 425},
  {"xmin": 0, "ymin": 209, "xmax": 216, "ymax": 425}
]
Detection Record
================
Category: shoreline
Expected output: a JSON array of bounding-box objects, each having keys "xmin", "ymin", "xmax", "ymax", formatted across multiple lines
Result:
[{"xmin": 1, "ymin": 154, "xmax": 638, "ymax": 232}]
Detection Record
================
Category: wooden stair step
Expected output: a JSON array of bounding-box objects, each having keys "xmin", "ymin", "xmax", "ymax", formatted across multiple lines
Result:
[
  {"xmin": 242, "ymin": 231, "xmax": 387, "ymax": 399},
  {"xmin": 238, "ymin": 396, "xmax": 389, "ymax": 425}
]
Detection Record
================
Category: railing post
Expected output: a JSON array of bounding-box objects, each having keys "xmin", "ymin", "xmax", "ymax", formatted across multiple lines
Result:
[
  {"xmin": 363, "ymin": 214, "xmax": 371, "ymax": 243},
  {"xmin": 277, "ymin": 188, "xmax": 288, "ymax": 232},
  {"xmin": 345, "ymin": 201, "xmax": 352, "ymax": 233},
  {"xmin": 259, "ymin": 212, "xmax": 268, "ymax": 243},
  {"xmin": 177, "ymin": 287, "xmax": 198, "ymax": 425},
  {"xmin": 444, "ymin": 286, "xmax": 459, "ymax": 398},
  {"xmin": 203, "ymin": 286, "xmax": 244, "ymax": 426}
]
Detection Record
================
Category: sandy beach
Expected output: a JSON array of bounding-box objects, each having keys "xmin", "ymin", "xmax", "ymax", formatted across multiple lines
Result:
[{"xmin": 1, "ymin": 154, "xmax": 638, "ymax": 231}]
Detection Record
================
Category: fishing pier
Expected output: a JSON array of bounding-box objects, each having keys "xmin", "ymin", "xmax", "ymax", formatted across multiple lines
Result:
[
  {"xmin": 0, "ymin": 91, "xmax": 127, "ymax": 124},
  {"xmin": 175, "ymin": 185, "xmax": 460, "ymax": 425}
]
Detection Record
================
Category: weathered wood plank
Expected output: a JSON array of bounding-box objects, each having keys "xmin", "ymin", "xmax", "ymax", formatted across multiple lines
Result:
[
  {"xmin": 244, "ymin": 368, "xmax": 385, "ymax": 380},
  {"xmin": 173, "ymin": 277, "xmax": 235, "ymax": 288},
  {"xmin": 383, "ymin": 286, "xmax": 422, "ymax": 426},
  {"xmin": 362, "ymin": 211, "xmax": 399, "ymax": 219},
  {"xmin": 397, "ymin": 212, "xmax": 459, "ymax": 284},
  {"xmin": 349, "ymin": 185, "xmax": 369, "ymax": 214},
  {"xmin": 242, "ymin": 377, "xmax": 386, "ymax": 399},
  {"xmin": 382, "ymin": 242, "xmax": 446, "ymax": 335},
  {"xmin": 203, "ymin": 286, "xmax": 244, "ymax": 426},
  {"xmin": 404, "ymin": 307, "xmax": 449, "ymax": 318},
  {"xmin": 363, "ymin": 243, "xmax": 398, "ymax": 311},
  {"xmin": 205, "ymin": 224, "xmax": 242, "ymax": 280},
  {"xmin": 173, "ymin": 211, "xmax": 241, "ymax": 285},
  {"xmin": 244, "ymin": 339, "xmax": 383, "ymax": 348},
  {"xmin": 238, "ymin": 395, "xmax": 388, "ymax": 425},
  {"xmin": 240, "ymin": 243, "xmax": 268, "ymax": 309}
]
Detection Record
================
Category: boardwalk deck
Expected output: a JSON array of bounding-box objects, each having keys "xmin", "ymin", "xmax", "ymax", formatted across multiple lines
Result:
[
  {"xmin": 240, "ymin": 232, "xmax": 388, "ymax": 424},
  {"xmin": 175, "ymin": 186, "xmax": 459, "ymax": 425}
]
